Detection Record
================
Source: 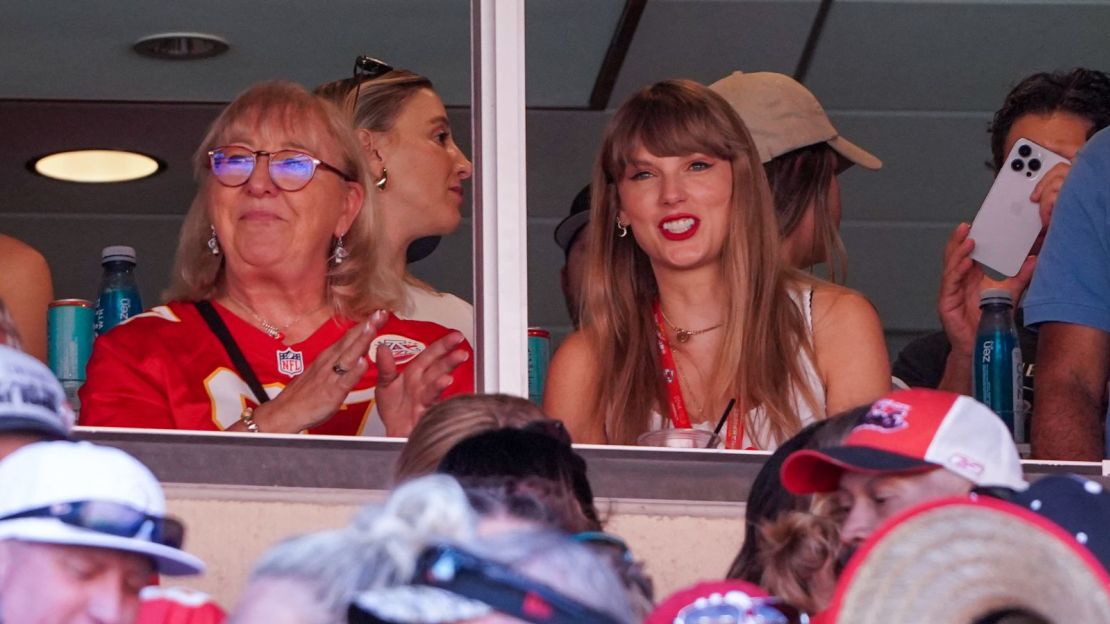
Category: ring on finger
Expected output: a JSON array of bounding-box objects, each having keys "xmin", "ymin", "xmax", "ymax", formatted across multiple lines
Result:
[{"xmin": 332, "ymin": 362, "xmax": 350, "ymax": 375}]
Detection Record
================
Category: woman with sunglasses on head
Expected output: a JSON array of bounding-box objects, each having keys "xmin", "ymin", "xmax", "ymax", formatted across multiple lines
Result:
[
  {"xmin": 79, "ymin": 81, "xmax": 473, "ymax": 436},
  {"xmin": 544, "ymin": 80, "xmax": 889, "ymax": 449},
  {"xmin": 316, "ymin": 58, "xmax": 476, "ymax": 345}
]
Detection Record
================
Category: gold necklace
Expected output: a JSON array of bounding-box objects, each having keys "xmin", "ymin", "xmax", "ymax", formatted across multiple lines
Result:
[
  {"xmin": 227, "ymin": 296, "xmax": 326, "ymax": 341},
  {"xmin": 660, "ymin": 309, "xmax": 723, "ymax": 343}
]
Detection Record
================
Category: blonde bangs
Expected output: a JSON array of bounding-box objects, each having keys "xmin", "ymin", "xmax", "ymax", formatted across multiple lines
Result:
[
  {"xmin": 582, "ymin": 79, "xmax": 821, "ymax": 447},
  {"xmin": 603, "ymin": 82, "xmax": 747, "ymax": 181}
]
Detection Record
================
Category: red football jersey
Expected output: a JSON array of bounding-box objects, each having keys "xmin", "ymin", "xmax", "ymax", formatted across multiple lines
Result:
[{"xmin": 78, "ymin": 301, "xmax": 474, "ymax": 435}]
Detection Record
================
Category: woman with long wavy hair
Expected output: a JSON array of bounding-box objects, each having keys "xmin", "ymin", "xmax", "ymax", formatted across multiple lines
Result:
[{"xmin": 544, "ymin": 79, "xmax": 889, "ymax": 449}]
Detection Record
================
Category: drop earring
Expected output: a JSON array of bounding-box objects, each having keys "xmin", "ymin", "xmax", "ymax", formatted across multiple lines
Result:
[
  {"xmin": 616, "ymin": 220, "xmax": 629, "ymax": 238},
  {"xmin": 207, "ymin": 226, "xmax": 220, "ymax": 255},
  {"xmin": 375, "ymin": 168, "xmax": 388, "ymax": 191},
  {"xmin": 332, "ymin": 235, "xmax": 349, "ymax": 265}
]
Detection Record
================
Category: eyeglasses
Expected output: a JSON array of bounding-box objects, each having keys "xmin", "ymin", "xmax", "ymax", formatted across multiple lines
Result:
[
  {"xmin": 0, "ymin": 500, "xmax": 185, "ymax": 549},
  {"xmin": 207, "ymin": 146, "xmax": 355, "ymax": 191},
  {"xmin": 671, "ymin": 591, "xmax": 808, "ymax": 624},
  {"xmin": 351, "ymin": 55, "xmax": 395, "ymax": 110},
  {"xmin": 414, "ymin": 544, "xmax": 623, "ymax": 624}
]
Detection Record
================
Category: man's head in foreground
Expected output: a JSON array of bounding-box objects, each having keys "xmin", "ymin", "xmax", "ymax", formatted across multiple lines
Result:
[
  {"xmin": 0, "ymin": 344, "xmax": 74, "ymax": 460},
  {"xmin": 0, "ymin": 441, "xmax": 204, "ymax": 624},
  {"xmin": 782, "ymin": 389, "xmax": 1026, "ymax": 551}
]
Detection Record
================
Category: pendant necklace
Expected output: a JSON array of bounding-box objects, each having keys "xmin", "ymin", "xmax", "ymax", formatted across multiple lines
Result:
[
  {"xmin": 660, "ymin": 309, "xmax": 723, "ymax": 344},
  {"xmin": 227, "ymin": 296, "xmax": 326, "ymax": 341}
]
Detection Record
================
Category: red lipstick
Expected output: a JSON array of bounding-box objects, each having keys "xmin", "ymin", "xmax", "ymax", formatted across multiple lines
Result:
[{"xmin": 658, "ymin": 214, "xmax": 699, "ymax": 241}]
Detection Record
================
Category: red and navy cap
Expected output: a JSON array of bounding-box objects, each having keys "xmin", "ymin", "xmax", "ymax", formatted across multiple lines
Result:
[{"xmin": 781, "ymin": 389, "xmax": 1026, "ymax": 494}]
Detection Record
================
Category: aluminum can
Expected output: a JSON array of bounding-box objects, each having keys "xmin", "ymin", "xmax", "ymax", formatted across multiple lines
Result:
[
  {"xmin": 527, "ymin": 328, "xmax": 551, "ymax": 405},
  {"xmin": 48, "ymin": 299, "xmax": 94, "ymax": 406}
]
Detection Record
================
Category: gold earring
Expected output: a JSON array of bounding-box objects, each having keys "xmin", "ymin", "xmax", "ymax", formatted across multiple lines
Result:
[{"xmin": 375, "ymin": 168, "xmax": 388, "ymax": 191}]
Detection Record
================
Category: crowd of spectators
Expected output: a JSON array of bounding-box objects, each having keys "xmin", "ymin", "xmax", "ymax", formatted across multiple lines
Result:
[{"xmin": 3, "ymin": 56, "xmax": 1110, "ymax": 623}]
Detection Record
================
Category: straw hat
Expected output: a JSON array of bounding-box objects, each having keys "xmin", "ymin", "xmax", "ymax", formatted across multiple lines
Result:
[{"xmin": 826, "ymin": 495, "xmax": 1110, "ymax": 624}]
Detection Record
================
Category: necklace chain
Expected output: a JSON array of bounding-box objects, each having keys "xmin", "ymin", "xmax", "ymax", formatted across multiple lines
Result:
[
  {"xmin": 660, "ymin": 309, "xmax": 723, "ymax": 344},
  {"xmin": 227, "ymin": 295, "xmax": 326, "ymax": 340}
]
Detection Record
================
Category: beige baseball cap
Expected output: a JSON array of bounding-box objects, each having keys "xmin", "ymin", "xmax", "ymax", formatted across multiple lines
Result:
[{"xmin": 710, "ymin": 71, "xmax": 882, "ymax": 170}]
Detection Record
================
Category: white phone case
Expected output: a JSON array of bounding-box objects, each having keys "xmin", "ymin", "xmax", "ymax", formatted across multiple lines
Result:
[{"xmin": 968, "ymin": 138, "xmax": 1070, "ymax": 276}]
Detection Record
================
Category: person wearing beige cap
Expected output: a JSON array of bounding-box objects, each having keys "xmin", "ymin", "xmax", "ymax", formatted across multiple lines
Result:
[{"xmin": 710, "ymin": 71, "xmax": 881, "ymax": 283}]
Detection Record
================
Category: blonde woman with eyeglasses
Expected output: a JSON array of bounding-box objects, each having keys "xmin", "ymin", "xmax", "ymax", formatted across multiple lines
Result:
[{"xmin": 79, "ymin": 81, "xmax": 472, "ymax": 436}]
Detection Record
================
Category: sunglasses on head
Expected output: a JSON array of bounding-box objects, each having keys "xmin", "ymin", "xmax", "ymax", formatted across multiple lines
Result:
[
  {"xmin": 0, "ymin": 500, "xmax": 185, "ymax": 549},
  {"xmin": 207, "ymin": 146, "xmax": 356, "ymax": 192},
  {"xmin": 671, "ymin": 591, "xmax": 808, "ymax": 624},
  {"xmin": 415, "ymin": 544, "xmax": 622, "ymax": 624},
  {"xmin": 351, "ymin": 55, "xmax": 395, "ymax": 109}
]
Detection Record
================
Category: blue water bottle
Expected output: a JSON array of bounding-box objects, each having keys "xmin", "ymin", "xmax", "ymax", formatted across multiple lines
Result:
[
  {"xmin": 972, "ymin": 288, "xmax": 1024, "ymax": 441},
  {"xmin": 94, "ymin": 246, "xmax": 143, "ymax": 336}
]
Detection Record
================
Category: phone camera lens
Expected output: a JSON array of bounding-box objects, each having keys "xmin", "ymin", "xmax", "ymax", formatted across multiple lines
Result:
[
  {"xmin": 1011, "ymin": 159, "xmax": 1025, "ymax": 172},
  {"xmin": 1028, "ymin": 158, "xmax": 1042, "ymax": 172},
  {"xmin": 1018, "ymin": 144, "xmax": 1033, "ymax": 158}
]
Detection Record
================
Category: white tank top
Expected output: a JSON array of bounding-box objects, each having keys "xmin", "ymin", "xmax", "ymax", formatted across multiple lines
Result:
[{"xmin": 646, "ymin": 285, "xmax": 825, "ymax": 451}]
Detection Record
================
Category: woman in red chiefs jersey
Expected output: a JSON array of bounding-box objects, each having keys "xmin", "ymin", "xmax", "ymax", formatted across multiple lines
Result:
[
  {"xmin": 79, "ymin": 81, "xmax": 473, "ymax": 436},
  {"xmin": 544, "ymin": 80, "xmax": 888, "ymax": 449}
]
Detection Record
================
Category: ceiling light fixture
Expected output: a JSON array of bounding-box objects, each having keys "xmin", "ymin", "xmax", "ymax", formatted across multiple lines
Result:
[
  {"xmin": 30, "ymin": 150, "xmax": 163, "ymax": 184},
  {"xmin": 133, "ymin": 32, "xmax": 229, "ymax": 60}
]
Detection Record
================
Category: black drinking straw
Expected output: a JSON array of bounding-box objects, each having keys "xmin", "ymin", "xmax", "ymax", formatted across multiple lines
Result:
[{"xmin": 708, "ymin": 398, "xmax": 737, "ymax": 448}]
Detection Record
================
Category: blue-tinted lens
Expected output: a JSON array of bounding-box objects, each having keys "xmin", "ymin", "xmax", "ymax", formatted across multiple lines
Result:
[
  {"xmin": 75, "ymin": 501, "xmax": 148, "ymax": 537},
  {"xmin": 270, "ymin": 151, "xmax": 317, "ymax": 190},
  {"xmin": 211, "ymin": 148, "xmax": 256, "ymax": 186},
  {"xmin": 0, "ymin": 501, "xmax": 184, "ymax": 549}
]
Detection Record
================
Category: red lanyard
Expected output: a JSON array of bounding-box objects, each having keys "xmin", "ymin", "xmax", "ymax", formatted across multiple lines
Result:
[
  {"xmin": 652, "ymin": 301, "xmax": 750, "ymax": 449},
  {"xmin": 653, "ymin": 300, "xmax": 692, "ymax": 429}
]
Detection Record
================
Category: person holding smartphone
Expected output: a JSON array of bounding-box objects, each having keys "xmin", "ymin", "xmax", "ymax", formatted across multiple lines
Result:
[
  {"xmin": 892, "ymin": 69, "xmax": 1110, "ymax": 408},
  {"xmin": 1024, "ymin": 127, "xmax": 1110, "ymax": 460}
]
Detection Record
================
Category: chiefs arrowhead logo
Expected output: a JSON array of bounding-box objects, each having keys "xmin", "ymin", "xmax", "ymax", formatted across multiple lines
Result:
[{"xmin": 368, "ymin": 334, "xmax": 426, "ymax": 365}]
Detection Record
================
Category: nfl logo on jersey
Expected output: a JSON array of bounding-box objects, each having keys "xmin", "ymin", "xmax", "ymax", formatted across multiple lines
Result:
[{"xmin": 276, "ymin": 348, "xmax": 305, "ymax": 377}]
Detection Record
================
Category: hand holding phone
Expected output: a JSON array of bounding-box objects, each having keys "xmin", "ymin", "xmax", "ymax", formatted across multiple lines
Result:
[{"xmin": 968, "ymin": 138, "xmax": 1070, "ymax": 276}]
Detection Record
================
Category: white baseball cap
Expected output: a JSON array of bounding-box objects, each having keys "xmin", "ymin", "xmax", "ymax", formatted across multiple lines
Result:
[
  {"xmin": 0, "ymin": 441, "xmax": 204, "ymax": 575},
  {"xmin": 0, "ymin": 345, "xmax": 73, "ymax": 439},
  {"xmin": 782, "ymin": 389, "xmax": 1027, "ymax": 493},
  {"xmin": 709, "ymin": 71, "xmax": 882, "ymax": 170}
]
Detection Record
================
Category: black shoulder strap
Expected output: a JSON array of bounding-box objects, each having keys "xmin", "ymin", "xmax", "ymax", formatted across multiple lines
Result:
[{"xmin": 195, "ymin": 300, "xmax": 270, "ymax": 404}]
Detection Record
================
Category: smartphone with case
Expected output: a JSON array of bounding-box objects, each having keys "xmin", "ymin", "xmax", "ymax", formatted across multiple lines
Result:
[{"xmin": 968, "ymin": 138, "xmax": 1070, "ymax": 276}]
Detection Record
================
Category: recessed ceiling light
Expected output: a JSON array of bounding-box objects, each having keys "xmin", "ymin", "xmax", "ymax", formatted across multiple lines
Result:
[
  {"xmin": 30, "ymin": 150, "xmax": 163, "ymax": 183},
  {"xmin": 133, "ymin": 32, "xmax": 229, "ymax": 60}
]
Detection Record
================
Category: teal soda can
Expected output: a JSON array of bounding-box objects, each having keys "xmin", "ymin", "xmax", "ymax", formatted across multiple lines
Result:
[
  {"xmin": 527, "ymin": 328, "xmax": 551, "ymax": 405},
  {"xmin": 48, "ymin": 299, "xmax": 95, "ymax": 407}
]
